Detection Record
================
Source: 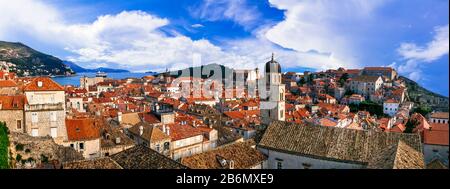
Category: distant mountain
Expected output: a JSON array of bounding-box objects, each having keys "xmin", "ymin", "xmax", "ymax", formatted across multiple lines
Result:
[
  {"xmin": 0, "ymin": 41, "xmax": 74, "ymax": 76},
  {"xmin": 166, "ymin": 63, "xmax": 234, "ymax": 80},
  {"xmin": 145, "ymin": 71, "xmax": 158, "ymax": 75},
  {"xmin": 63, "ymin": 61, "xmax": 129, "ymax": 73},
  {"xmin": 400, "ymin": 76, "xmax": 449, "ymax": 112},
  {"xmin": 63, "ymin": 61, "xmax": 86, "ymax": 72}
]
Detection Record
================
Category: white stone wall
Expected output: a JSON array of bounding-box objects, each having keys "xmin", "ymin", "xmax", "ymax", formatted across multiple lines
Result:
[
  {"xmin": 429, "ymin": 118, "xmax": 448, "ymax": 124},
  {"xmin": 258, "ymin": 148, "xmax": 365, "ymax": 169},
  {"xmin": 25, "ymin": 110, "xmax": 67, "ymax": 141},
  {"xmin": 423, "ymin": 144, "xmax": 449, "ymax": 166},
  {"xmin": 0, "ymin": 110, "xmax": 24, "ymax": 133},
  {"xmin": 383, "ymin": 102, "xmax": 399, "ymax": 117},
  {"xmin": 25, "ymin": 91, "xmax": 65, "ymax": 105},
  {"xmin": 63, "ymin": 139, "xmax": 101, "ymax": 160}
]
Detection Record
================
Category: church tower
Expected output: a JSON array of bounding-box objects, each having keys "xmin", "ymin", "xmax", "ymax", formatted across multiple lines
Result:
[{"xmin": 260, "ymin": 53, "xmax": 285, "ymax": 125}]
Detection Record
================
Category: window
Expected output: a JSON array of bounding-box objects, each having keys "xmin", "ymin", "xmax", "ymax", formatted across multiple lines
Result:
[
  {"xmin": 276, "ymin": 161, "xmax": 283, "ymax": 169},
  {"xmin": 16, "ymin": 120, "xmax": 22, "ymax": 130},
  {"xmin": 302, "ymin": 163, "xmax": 312, "ymax": 169},
  {"xmin": 50, "ymin": 111, "xmax": 57, "ymax": 122},
  {"xmin": 280, "ymin": 110, "xmax": 284, "ymax": 119},
  {"xmin": 79, "ymin": 143, "xmax": 84, "ymax": 150},
  {"xmin": 31, "ymin": 112, "xmax": 38, "ymax": 123},
  {"xmin": 31, "ymin": 129, "xmax": 38, "ymax": 137},
  {"xmin": 50, "ymin": 128, "xmax": 57, "ymax": 138},
  {"xmin": 164, "ymin": 142, "xmax": 170, "ymax": 150},
  {"xmin": 70, "ymin": 144, "xmax": 74, "ymax": 148},
  {"xmin": 156, "ymin": 144, "xmax": 160, "ymax": 152},
  {"xmin": 105, "ymin": 153, "xmax": 110, "ymax": 157}
]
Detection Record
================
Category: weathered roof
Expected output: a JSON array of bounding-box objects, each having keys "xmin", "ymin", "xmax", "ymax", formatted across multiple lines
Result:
[
  {"xmin": 426, "ymin": 159, "xmax": 448, "ymax": 169},
  {"xmin": 128, "ymin": 122, "xmax": 170, "ymax": 142},
  {"xmin": 258, "ymin": 121, "xmax": 423, "ymax": 168},
  {"xmin": 121, "ymin": 112, "xmax": 141, "ymax": 125},
  {"xmin": 351, "ymin": 75, "xmax": 381, "ymax": 83},
  {"xmin": 110, "ymin": 145, "xmax": 188, "ymax": 169},
  {"xmin": 430, "ymin": 112, "xmax": 449, "ymax": 119},
  {"xmin": 367, "ymin": 141, "xmax": 425, "ymax": 169},
  {"xmin": 0, "ymin": 80, "xmax": 17, "ymax": 87},
  {"xmin": 181, "ymin": 141, "xmax": 267, "ymax": 169},
  {"xmin": 63, "ymin": 158, "xmax": 123, "ymax": 169}
]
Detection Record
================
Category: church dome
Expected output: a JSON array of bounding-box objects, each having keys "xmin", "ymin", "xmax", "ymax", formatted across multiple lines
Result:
[{"xmin": 265, "ymin": 53, "xmax": 281, "ymax": 73}]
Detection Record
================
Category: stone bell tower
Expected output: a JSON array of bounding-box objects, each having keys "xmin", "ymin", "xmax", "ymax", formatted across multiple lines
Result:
[{"xmin": 260, "ymin": 53, "xmax": 285, "ymax": 125}]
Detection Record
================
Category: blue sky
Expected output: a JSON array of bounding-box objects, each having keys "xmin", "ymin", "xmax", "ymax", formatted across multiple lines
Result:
[{"xmin": 0, "ymin": 0, "xmax": 448, "ymax": 96}]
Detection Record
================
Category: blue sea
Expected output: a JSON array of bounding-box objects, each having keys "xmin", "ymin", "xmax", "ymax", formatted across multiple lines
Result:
[{"xmin": 52, "ymin": 72, "xmax": 151, "ymax": 87}]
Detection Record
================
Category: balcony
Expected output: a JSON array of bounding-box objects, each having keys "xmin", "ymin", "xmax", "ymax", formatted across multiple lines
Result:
[{"xmin": 25, "ymin": 103, "xmax": 65, "ymax": 111}]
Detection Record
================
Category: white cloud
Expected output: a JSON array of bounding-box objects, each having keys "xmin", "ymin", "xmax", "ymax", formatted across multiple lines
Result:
[
  {"xmin": 190, "ymin": 0, "xmax": 261, "ymax": 30},
  {"xmin": 398, "ymin": 25, "xmax": 449, "ymax": 62},
  {"xmin": 263, "ymin": 0, "xmax": 387, "ymax": 70},
  {"xmin": 1, "ymin": 0, "xmax": 396, "ymax": 73},
  {"xmin": 191, "ymin": 24, "xmax": 204, "ymax": 28},
  {"xmin": 396, "ymin": 25, "xmax": 449, "ymax": 81}
]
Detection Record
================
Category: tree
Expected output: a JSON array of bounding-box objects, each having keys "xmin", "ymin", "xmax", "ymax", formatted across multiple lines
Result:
[
  {"xmin": 404, "ymin": 118, "xmax": 419, "ymax": 133},
  {"xmin": 0, "ymin": 122, "xmax": 10, "ymax": 169},
  {"xmin": 412, "ymin": 105, "xmax": 432, "ymax": 117},
  {"xmin": 299, "ymin": 77, "xmax": 306, "ymax": 86},
  {"xmin": 339, "ymin": 73, "xmax": 349, "ymax": 86}
]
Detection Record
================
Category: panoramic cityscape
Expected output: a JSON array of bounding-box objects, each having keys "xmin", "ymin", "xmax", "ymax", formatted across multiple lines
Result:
[{"xmin": 0, "ymin": 0, "xmax": 448, "ymax": 171}]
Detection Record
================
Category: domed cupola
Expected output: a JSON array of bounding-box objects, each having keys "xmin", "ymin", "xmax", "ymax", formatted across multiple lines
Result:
[{"xmin": 265, "ymin": 53, "xmax": 281, "ymax": 73}]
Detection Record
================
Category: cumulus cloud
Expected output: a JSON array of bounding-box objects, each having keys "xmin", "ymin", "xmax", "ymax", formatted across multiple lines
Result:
[
  {"xmin": 190, "ymin": 0, "xmax": 261, "ymax": 30},
  {"xmin": 396, "ymin": 25, "xmax": 449, "ymax": 81},
  {"xmin": 263, "ymin": 0, "xmax": 387, "ymax": 70},
  {"xmin": 1, "ymin": 0, "xmax": 394, "ymax": 73}
]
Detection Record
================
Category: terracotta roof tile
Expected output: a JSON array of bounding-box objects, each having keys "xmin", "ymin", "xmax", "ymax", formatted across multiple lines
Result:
[
  {"xmin": 128, "ymin": 123, "xmax": 170, "ymax": 142},
  {"xmin": 430, "ymin": 112, "xmax": 449, "ymax": 119},
  {"xmin": 110, "ymin": 145, "xmax": 187, "ymax": 169},
  {"xmin": 66, "ymin": 118, "xmax": 101, "ymax": 141},
  {"xmin": 258, "ymin": 121, "xmax": 423, "ymax": 168},
  {"xmin": 423, "ymin": 129, "xmax": 449, "ymax": 146},
  {"xmin": 0, "ymin": 95, "xmax": 25, "ymax": 110},
  {"xmin": 63, "ymin": 158, "xmax": 123, "ymax": 169},
  {"xmin": 24, "ymin": 77, "xmax": 64, "ymax": 91},
  {"xmin": 181, "ymin": 141, "xmax": 267, "ymax": 169},
  {"xmin": 0, "ymin": 80, "xmax": 17, "ymax": 88}
]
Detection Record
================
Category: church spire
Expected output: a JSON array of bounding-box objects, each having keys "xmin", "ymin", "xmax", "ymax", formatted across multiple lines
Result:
[{"xmin": 271, "ymin": 52, "xmax": 274, "ymax": 62}]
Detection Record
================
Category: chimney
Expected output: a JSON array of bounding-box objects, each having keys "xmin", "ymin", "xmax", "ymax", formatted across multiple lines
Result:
[
  {"xmin": 37, "ymin": 81, "xmax": 43, "ymax": 88},
  {"xmin": 115, "ymin": 137, "xmax": 121, "ymax": 144},
  {"xmin": 139, "ymin": 125, "xmax": 144, "ymax": 136},
  {"xmin": 118, "ymin": 112, "xmax": 122, "ymax": 123},
  {"xmin": 228, "ymin": 160, "xmax": 235, "ymax": 169},
  {"xmin": 162, "ymin": 125, "xmax": 166, "ymax": 133},
  {"xmin": 166, "ymin": 127, "xmax": 170, "ymax": 136}
]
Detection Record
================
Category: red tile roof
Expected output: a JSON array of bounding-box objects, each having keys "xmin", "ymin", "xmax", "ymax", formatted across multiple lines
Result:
[
  {"xmin": 24, "ymin": 77, "xmax": 64, "ymax": 91},
  {"xmin": 430, "ymin": 112, "xmax": 449, "ymax": 119},
  {"xmin": 364, "ymin": 67, "xmax": 394, "ymax": 71},
  {"xmin": 390, "ymin": 123, "xmax": 406, "ymax": 133},
  {"xmin": 0, "ymin": 80, "xmax": 17, "ymax": 88},
  {"xmin": 424, "ymin": 129, "xmax": 449, "ymax": 146},
  {"xmin": 0, "ymin": 95, "xmax": 25, "ymax": 110},
  {"xmin": 66, "ymin": 118, "xmax": 101, "ymax": 141},
  {"xmin": 166, "ymin": 123, "xmax": 203, "ymax": 141},
  {"xmin": 384, "ymin": 99, "xmax": 398, "ymax": 103}
]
